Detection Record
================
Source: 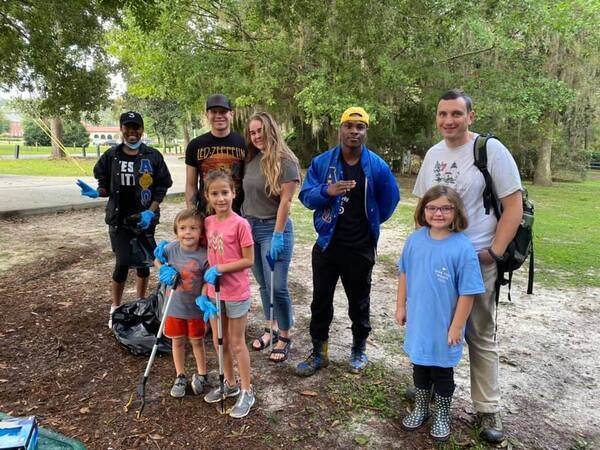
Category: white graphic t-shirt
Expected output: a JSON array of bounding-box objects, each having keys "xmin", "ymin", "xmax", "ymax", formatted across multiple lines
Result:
[{"xmin": 413, "ymin": 135, "xmax": 522, "ymax": 250}]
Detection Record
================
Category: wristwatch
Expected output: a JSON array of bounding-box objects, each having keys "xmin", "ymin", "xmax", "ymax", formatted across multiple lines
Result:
[{"xmin": 487, "ymin": 247, "xmax": 504, "ymax": 262}]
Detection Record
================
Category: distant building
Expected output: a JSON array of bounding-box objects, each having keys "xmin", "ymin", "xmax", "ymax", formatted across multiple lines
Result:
[
  {"xmin": 9, "ymin": 121, "xmax": 23, "ymax": 137},
  {"xmin": 83, "ymin": 124, "xmax": 151, "ymax": 146},
  {"xmin": 84, "ymin": 124, "xmax": 121, "ymax": 145}
]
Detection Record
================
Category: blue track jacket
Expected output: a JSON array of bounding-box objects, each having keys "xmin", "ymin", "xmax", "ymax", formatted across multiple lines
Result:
[{"xmin": 299, "ymin": 145, "xmax": 400, "ymax": 250}]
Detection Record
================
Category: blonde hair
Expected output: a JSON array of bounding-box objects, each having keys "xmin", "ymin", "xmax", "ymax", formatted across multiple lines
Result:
[
  {"xmin": 173, "ymin": 207, "xmax": 204, "ymax": 234},
  {"xmin": 245, "ymin": 112, "xmax": 300, "ymax": 197},
  {"xmin": 414, "ymin": 185, "xmax": 469, "ymax": 232}
]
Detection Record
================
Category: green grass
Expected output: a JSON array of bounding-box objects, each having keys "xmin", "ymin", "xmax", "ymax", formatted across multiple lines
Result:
[
  {"xmin": 0, "ymin": 158, "xmax": 95, "ymax": 176},
  {"xmin": 526, "ymin": 178, "xmax": 600, "ymax": 288},
  {"xmin": 325, "ymin": 362, "xmax": 492, "ymax": 449},
  {"xmin": 327, "ymin": 362, "xmax": 408, "ymax": 420},
  {"xmin": 0, "ymin": 143, "xmax": 112, "ymax": 156},
  {"xmin": 289, "ymin": 199, "xmax": 317, "ymax": 244}
]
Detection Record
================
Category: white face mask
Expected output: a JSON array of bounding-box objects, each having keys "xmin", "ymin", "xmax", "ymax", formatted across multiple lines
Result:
[{"xmin": 124, "ymin": 140, "xmax": 142, "ymax": 150}]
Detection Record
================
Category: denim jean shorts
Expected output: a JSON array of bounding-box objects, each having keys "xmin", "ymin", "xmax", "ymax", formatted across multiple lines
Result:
[{"xmin": 210, "ymin": 298, "xmax": 251, "ymax": 319}]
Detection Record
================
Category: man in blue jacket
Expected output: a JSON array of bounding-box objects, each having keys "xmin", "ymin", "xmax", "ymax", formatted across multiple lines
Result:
[{"xmin": 296, "ymin": 107, "xmax": 400, "ymax": 376}]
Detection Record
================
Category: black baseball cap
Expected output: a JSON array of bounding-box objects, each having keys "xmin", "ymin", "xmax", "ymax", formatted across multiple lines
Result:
[
  {"xmin": 120, "ymin": 111, "xmax": 144, "ymax": 127},
  {"xmin": 206, "ymin": 94, "xmax": 232, "ymax": 111}
]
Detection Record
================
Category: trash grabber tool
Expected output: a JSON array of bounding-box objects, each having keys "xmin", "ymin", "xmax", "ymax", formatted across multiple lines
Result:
[
  {"xmin": 266, "ymin": 254, "xmax": 276, "ymax": 352},
  {"xmin": 130, "ymin": 275, "xmax": 180, "ymax": 419},
  {"xmin": 214, "ymin": 276, "xmax": 227, "ymax": 414}
]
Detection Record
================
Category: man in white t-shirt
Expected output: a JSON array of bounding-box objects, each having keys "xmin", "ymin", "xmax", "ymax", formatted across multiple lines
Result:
[{"xmin": 413, "ymin": 89, "xmax": 523, "ymax": 443}]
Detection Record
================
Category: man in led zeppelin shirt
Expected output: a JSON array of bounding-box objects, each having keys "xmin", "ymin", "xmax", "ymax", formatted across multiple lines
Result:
[{"xmin": 185, "ymin": 93, "xmax": 246, "ymax": 214}]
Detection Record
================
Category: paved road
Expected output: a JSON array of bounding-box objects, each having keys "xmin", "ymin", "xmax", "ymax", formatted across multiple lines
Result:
[{"xmin": 0, "ymin": 155, "xmax": 187, "ymax": 217}]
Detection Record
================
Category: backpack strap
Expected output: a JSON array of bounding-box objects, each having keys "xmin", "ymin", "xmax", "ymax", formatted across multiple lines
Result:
[
  {"xmin": 473, "ymin": 134, "xmax": 502, "ymax": 220},
  {"xmin": 493, "ymin": 276, "xmax": 501, "ymax": 341},
  {"xmin": 475, "ymin": 133, "xmax": 504, "ymax": 341},
  {"xmin": 527, "ymin": 244, "xmax": 534, "ymax": 294}
]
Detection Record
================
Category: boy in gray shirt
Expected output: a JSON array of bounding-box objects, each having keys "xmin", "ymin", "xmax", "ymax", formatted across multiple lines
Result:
[{"xmin": 154, "ymin": 208, "xmax": 209, "ymax": 398}]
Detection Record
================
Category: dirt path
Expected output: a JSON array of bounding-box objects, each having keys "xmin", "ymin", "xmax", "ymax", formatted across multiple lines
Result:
[{"xmin": 0, "ymin": 203, "xmax": 598, "ymax": 449}]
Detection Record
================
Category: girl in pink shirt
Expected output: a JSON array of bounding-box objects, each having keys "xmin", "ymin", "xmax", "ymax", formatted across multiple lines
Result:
[{"xmin": 199, "ymin": 170, "xmax": 256, "ymax": 419}]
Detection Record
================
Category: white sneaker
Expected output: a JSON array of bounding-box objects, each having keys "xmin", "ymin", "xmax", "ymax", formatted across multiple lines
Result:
[
  {"xmin": 108, "ymin": 305, "xmax": 117, "ymax": 329},
  {"xmin": 229, "ymin": 388, "xmax": 256, "ymax": 419}
]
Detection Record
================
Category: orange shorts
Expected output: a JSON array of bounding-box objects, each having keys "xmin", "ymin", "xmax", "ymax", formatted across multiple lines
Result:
[{"xmin": 164, "ymin": 316, "xmax": 207, "ymax": 340}]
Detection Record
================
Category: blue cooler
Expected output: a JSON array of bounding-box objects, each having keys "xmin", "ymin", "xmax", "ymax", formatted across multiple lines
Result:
[{"xmin": 0, "ymin": 416, "xmax": 38, "ymax": 450}]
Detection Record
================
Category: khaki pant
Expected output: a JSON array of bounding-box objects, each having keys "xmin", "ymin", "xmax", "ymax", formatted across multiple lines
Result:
[{"xmin": 465, "ymin": 263, "xmax": 500, "ymax": 413}]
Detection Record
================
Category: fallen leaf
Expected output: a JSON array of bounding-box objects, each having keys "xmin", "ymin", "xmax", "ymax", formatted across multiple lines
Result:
[
  {"xmin": 0, "ymin": 379, "xmax": 8, "ymax": 383},
  {"xmin": 300, "ymin": 390, "xmax": 318, "ymax": 397},
  {"xmin": 149, "ymin": 434, "xmax": 164, "ymax": 440},
  {"xmin": 79, "ymin": 407, "xmax": 90, "ymax": 414},
  {"xmin": 355, "ymin": 435, "xmax": 369, "ymax": 445}
]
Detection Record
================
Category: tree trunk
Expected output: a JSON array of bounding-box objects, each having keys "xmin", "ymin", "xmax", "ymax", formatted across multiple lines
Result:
[
  {"xmin": 182, "ymin": 121, "xmax": 190, "ymax": 149},
  {"xmin": 50, "ymin": 117, "xmax": 65, "ymax": 158},
  {"xmin": 326, "ymin": 123, "xmax": 338, "ymax": 149},
  {"xmin": 533, "ymin": 115, "xmax": 553, "ymax": 186}
]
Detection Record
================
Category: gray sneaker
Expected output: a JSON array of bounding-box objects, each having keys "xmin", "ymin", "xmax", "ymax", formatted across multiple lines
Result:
[
  {"xmin": 203, "ymin": 380, "xmax": 240, "ymax": 403},
  {"xmin": 191, "ymin": 373, "xmax": 209, "ymax": 395},
  {"xmin": 229, "ymin": 388, "xmax": 255, "ymax": 419},
  {"xmin": 170, "ymin": 374, "xmax": 187, "ymax": 398}
]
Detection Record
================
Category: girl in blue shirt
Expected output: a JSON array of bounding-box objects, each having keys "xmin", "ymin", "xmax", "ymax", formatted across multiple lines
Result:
[{"xmin": 396, "ymin": 185, "xmax": 485, "ymax": 442}]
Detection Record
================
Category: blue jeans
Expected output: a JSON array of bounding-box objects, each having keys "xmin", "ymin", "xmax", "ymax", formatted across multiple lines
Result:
[{"xmin": 247, "ymin": 217, "xmax": 294, "ymax": 331}]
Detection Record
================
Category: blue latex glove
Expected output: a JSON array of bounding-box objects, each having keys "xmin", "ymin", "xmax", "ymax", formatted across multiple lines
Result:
[
  {"xmin": 270, "ymin": 231, "xmax": 284, "ymax": 261},
  {"xmin": 76, "ymin": 179, "xmax": 99, "ymax": 198},
  {"xmin": 203, "ymin": 266, "xmax": 222, "ymax": 285},
  {"xmin": 195, "ymin": 295, "xmax": 218, "ymax": 322},
  {"xmin": 138, "ymin": 210, "xmax": 155, "ymax": 230},
  {"xmin": 154, "ymin": 240, "xmax": 168, "ymax": 264},
  {"xmin": 159, "ymin": 264, "xmax": 179, "ymax": 286}
]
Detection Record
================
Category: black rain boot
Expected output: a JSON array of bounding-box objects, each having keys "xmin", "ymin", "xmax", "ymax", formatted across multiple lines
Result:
[
  {"xmin": 401, "ymin": 387, "xmax": 431, "ymax": 430},
  {"xmin": 430, "ymin": 393, "xmax": 452, "ymax": 442}
]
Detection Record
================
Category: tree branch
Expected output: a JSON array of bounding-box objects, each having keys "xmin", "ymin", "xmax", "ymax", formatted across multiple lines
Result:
[
  {"xmin": 443, "ymin": 45, "xmax": 495, "ymax": 62},
  {"xmin": 0, "ymin": 10, "xmax": 30, "ymax": 42}
]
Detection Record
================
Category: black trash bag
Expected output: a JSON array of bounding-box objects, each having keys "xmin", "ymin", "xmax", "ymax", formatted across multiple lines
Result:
[
  {"xmin": 111, "ymin": 285, "xmax": 172, "ymax": 356},
  {"xmin": 128, "ymin": 235, "xmax": 154, "ymax": 268},
  {"xmin": 124, "ymin": 213, "xmax": 156, "ymax": 269}
]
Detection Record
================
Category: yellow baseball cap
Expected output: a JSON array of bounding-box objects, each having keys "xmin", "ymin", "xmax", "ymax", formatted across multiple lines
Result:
[{"xmin": 340, "ymin": 107, "xmax": 369, "ymax": 126}]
